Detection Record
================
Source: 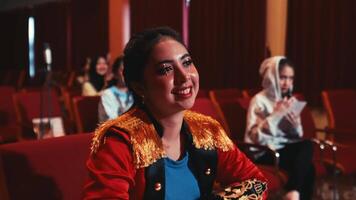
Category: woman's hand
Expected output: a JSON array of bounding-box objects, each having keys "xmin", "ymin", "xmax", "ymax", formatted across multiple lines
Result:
[
  {"xmin": 273, "ymin": 97, "xmax": 293, "ymax": 114},
  {"xmin": 285, "ymin": 111, "xmax": 301, "ymax": 128}
]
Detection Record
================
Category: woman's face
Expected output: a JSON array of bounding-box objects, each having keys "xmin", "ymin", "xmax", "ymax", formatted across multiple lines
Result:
[
  {"xmin": 279, "ymin": 65, "xmax": 294, "ymax": 94},
  {"xmin": 96, "ymin": 57, "xmax": 108, "ymax": 76},
  {"xmin": 140, "ymin": 38, "xmax": 199, "ymax": 117}
]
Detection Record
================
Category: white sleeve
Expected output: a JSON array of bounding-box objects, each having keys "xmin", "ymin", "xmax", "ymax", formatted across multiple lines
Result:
[
  {"xmin": 99, "ymin": 91, "xmax": 119, "ymax": 121},
  {"xmin": 245, "ymin": 97, "xmax": 284, "ymax": 146}
]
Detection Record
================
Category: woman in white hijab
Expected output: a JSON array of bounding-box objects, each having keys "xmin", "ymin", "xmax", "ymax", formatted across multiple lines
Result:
[{"xmin": 244, "ymin": 56, "xmax": 315, "ymax": 200}]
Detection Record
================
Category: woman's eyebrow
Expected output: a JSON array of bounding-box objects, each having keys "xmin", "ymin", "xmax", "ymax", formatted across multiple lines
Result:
[
  {"xmin": 180, "ymin": 53, "xmax": 190, "ymax": 61},
  {"xmin": 155, "ymin": 59, "xmax": 172, "ymax": 67}
]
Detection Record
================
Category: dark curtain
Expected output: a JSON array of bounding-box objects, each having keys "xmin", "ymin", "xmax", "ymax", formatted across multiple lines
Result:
[
  {"xmin": 130, "ymin": 0, "xmax": 183, "ymax": 35},
  {"xmin": 0, "ymin": 9, "xmax": 28, "ymax": 70},
  {"xmin": 286, "ymin": 0, "xmax": 356, "ymax": 105},
  {"xmin": 189, "ymin": 0, "xmax": 266, "ymax": 89},
  {"xmin": 34, "ymin": 2, "xmax": 69, "ymax": 71},
  {"xmin": 0, "ymin": 0, "xmax": 109, "ymax": 75},
  {"xmin": 71, "ymin": 0, "xmax": 108, "ymax": 69}
]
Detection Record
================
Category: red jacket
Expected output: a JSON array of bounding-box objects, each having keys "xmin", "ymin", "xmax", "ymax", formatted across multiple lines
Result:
[{"xmin": 83, "ymin": 107, "xmax": 267, "ymax": 199}]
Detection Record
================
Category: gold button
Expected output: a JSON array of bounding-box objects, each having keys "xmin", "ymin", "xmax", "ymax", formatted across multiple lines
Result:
[
  {"xmin": 154, "ymin": 182, "xmax": 162, "ymax": 191},
  {"xmin": 205, "ymin": 168, "xmax": 211, "ymax": 175}
]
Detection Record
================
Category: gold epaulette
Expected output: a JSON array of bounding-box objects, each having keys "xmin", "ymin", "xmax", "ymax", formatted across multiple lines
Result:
[
  {"xmin": 184, "ymin": 110, "xmax": 234, "ymax": 152},
  {"xmin": 91, "ymin": 108, "xmax": 166, "ymax": 169},
  {"xmin": 91, "ymin": 107, "xmax": 234, "ymax": 169}
]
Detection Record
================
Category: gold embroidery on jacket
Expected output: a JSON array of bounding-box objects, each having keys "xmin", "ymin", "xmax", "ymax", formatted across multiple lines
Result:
[
  {"xmin": 91, "ymin": 107, "xmax": 233, "ymax": 168},
  {"xmin": 184, "ymin": 111, "xmax": 234, "ymax": 152}
]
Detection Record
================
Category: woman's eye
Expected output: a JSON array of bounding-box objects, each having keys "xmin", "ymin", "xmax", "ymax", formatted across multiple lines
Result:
[
  {"xmin": 182, "ymin": 59, "xmax": 193, "ymax": 68},
  {"xmin": 157, "ymin": 65, "xmax": 173, "ymax": 75},
  {"xmin": 280, "ymin": 76, "xmax": 287, "ymax": 80}
]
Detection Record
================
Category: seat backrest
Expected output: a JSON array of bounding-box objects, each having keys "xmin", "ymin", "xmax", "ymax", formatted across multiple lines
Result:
[
  {"xmin": 13, "ymin": 89, "xmax": 62, "ymax": 123},
  {"xmin": 190, "ymin": 97, "xmax": 230, "ymax": 134},
  {"xmin": 0, "ymin": 86, "xmax": 17, "ymax": 125},
  {"xmin": 242, "ymin": 88, "xmax": 262, "ymax": 99},
  {"xmin": 72, "ymin": 96, "xmax": 100, "ymax": 133},
  {"xmin": 196, "ymin": 89, "xmax": 210, "ymax": 98},
  {"xmin": 0, "ymin": 133, "xmax": 92, "ymax": 200},
  {"xmin": 210, "ymin": 97, "xmax": 250, "ymax": 142},
  {"xmin": 209, "ymin": 88, "xmax": 244, "ymax": 102},
  {"xmin": 321, "ymin": 89, "xmax": 356, "ymax": 130},
  {"xmin": 209, "ymin": 89, "xmax": 247, "ymax": 141},
  {"xmin": 60, "ymin": 86, "xmax": 82, "ymax": 123},
  {"xmin": 0, "ymin": 86, "xmax": 20, "ymax": 143}
]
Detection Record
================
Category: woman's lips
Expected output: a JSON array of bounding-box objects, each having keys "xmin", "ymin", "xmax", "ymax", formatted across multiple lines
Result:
[{"xmin": 172, "ymin": 87, "xmax": 193, "ymax": 98}]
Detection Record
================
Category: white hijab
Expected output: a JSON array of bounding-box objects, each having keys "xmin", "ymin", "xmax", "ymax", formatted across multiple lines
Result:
[{"xmin": 259, "ymin": 56, "xmax": 291, "ymax": 101}]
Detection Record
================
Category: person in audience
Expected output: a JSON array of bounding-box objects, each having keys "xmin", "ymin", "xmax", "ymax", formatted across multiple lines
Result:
[
  {"xmin": 244, "ymin": 56, "xmax": 315, "ymax": 200},
  {"xmin": 83, "ymin": 27, "xmax": 268, "ymax": 199},
  {"xmin": 82, "ymin": 56, "xmax": 109, "ymax": 96},
  {"xmin": 76, "ymin": 57, "xmax": 91, "ymax": 85},
  {"xmin": 98, "ymin": 56, "xmax": 134, "ymax": 122}
]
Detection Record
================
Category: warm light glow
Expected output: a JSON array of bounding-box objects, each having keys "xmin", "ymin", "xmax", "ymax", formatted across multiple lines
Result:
[{"xmin": 28, "ymin": 16, "xmax": 35, "ymax": 77}]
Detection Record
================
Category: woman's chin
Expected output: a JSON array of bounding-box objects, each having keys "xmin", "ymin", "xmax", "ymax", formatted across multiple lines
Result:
[{"xmin": 176, "ymin": 99, "xmax": 196, "ymax": 111}]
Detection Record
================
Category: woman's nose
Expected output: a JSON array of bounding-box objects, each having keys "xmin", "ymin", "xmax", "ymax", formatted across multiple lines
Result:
[{"xmin": 174, "ymin": 66, "xmax": 189, "ymax": 84}]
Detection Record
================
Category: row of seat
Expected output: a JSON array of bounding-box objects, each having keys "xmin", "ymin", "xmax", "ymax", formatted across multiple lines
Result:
[{"xmin": 0, "ymin": 85, "xmax": 100, "ymax": 143}]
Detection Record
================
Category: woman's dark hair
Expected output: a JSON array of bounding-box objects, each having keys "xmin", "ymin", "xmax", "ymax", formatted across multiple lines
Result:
[
  {"xmin": 107, "ymin": 56, "xmax": 124, "ymax": 87},
  {"xmin": 89, "ymin": 56, "xmax": 106, "ymax": 91},
  {"xmin": 123, "ymin": 27, "xmax": 185, "ymax": 104},
  {"xmin": 112, "ymin": 56, "xmax": 124, "ymax": 74},
  {"xmin": 278, "ymin": 58, "xmax": 295, "ymax": 71}
]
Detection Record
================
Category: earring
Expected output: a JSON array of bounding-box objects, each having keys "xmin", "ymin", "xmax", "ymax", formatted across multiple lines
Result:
[{"xmin": 140, "ymin": 95, "xmax": 145, "ymax": 105}]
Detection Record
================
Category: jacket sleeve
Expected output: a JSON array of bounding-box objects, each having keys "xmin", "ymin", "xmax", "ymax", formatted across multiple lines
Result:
[
  {"xmin": 245, "ymin": 96, "xmax": 286, "ymax": 146},
  {"xmin": 245, "ymin": 96, "xmax": 303, "ymax": 147},
  {"xmin": 215, "ymin": 144, "xmax": 268, "ymax": 199},
  {"xmin": 82, "ymin": 129, "xmax": 136, "ymax": 200}
]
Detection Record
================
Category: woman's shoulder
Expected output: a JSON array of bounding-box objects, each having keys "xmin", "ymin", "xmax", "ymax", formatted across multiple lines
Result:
[
  {"xmin": 250, "ymin": 90, "xmax": 272, "ymax": 106},
  {"xmin": 100, "ymin": 86, "xmax": 116, "ymax": 98},
  {"xmin": 184, "ymin": 111, "xmax": 234, "ymax": 152},
  {"xmin": 91, "ymin": 107, "xmax": 166, "ymax": 168}
]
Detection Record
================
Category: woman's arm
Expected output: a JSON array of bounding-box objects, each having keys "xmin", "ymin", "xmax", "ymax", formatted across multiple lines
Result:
[
  {"xmin": 245, "ymin": 97, "xmax": 285, "ymax": 146},
  {"xmin": 215, "ymin": 145, "xmax": 268, "ymax": 199},
  {"xmin": 82, "ymin": 82, "xmax": 99, "ymax": 96},
  {"xmin": 83, "ymin": 132, "xmax": 135, "ymax": 200}
]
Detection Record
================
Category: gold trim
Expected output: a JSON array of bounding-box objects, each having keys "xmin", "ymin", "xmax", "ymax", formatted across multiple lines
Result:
[{"xmin": 91, "ymin": 107, "xmax": 234, "ymax": 168}]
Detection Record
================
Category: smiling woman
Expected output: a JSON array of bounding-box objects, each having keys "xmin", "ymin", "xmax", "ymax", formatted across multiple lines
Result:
[{"xmin": 82, "ymin": 27, "xmax": 268, "ymax": 200}]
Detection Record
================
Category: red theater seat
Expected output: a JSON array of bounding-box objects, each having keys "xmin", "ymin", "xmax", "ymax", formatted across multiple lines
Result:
[
  {"xmin": 0, "ymin": 86, "xmax": 20, "ymax": 143},
  {"xmin": 190, "ymin": 97, "xmax": 230, "ymax": 134},
  {"xmin": 321, "ymin": 89, "xmax": 356, "ymax": 174},
  {"xmin": 72, "ymin": 96, "xmax": 100, "ymax": 133},
  {"xmin": 0, "ymin": 133, "xmax": 92, "ymax": 200}
]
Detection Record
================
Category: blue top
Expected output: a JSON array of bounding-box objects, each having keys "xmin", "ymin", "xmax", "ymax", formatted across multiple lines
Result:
[{"xmin": 164, "ymin": 152, "xmax": 200, "ymax": 200}]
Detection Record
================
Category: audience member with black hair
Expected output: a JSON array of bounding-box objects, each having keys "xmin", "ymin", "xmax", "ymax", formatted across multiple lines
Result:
[
  {"xmin": 82, "ymin": 56, "xmax": 109, "ymax": 96},
  {"xmin": 98, "ymin": 56, "xmax": 133, "ymax": 122}
]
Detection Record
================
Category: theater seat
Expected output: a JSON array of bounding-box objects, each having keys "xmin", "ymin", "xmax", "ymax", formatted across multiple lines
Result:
[
  {"xmin": 321, "ymin": 89, "xmax": 356, "ymax": 174},
  {"xmin": 72, "ymin": 96, "xmax": 100, "ymax": 133},
  {"xmin": 0, "ymin": 86, "xmax": 20, "ymax": 143},
  {"xmin": 190, "ymin": 97, "xmax": 230, "ymax": 134},
  {"xmin": 0, "ymin": 133, "xmax": 92, "ymax": 200}
]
